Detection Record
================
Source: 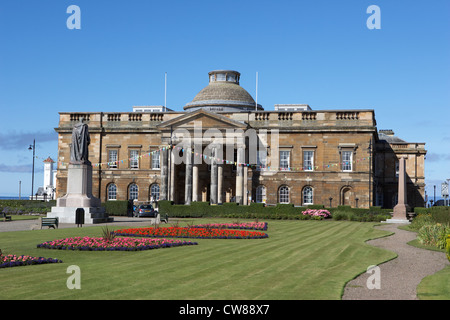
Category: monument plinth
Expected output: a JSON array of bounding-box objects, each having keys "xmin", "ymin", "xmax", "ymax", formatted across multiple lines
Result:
[
  {"xmin": 48, "ymin": 119, "xmax": 113, "ymax": 224},
  {"xmin": 385, "ymin": 156, "xmax": 410, "ymax": 224}
]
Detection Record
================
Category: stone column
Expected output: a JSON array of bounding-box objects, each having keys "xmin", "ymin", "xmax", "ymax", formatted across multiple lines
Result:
[
  {"xmin": 192, "ymin": 163, "xmax": 199, "ymax": 202},
  {"xmin": 185, "ymin": 146, "xmax": 192, "ymax": 205},
  {"xmin": 235, "ymin": 146, "xmax": 245, "ymax": 205},
  {"xmin": 243, "ymin": 165, "xmax": 248, "ymax": 205},
  {"xmin": 388, "ymin": 156, "xmax": 410, "ymax": 224},
  {"xmin": 160, "ymin": 147, "xmax": 168, "ymax": 201},
  {"xmin": 218, "ymin": 162, "xmax": 223, "ymax": 204},
  {"xmin": 169, "ymin": 146, "xmax": 175, "ymax": 202},
  {"xmin": 210, "ymin": 147, "xmax": 218, "ymax": 205}
]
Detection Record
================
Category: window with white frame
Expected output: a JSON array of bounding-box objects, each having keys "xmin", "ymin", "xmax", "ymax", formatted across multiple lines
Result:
[
  {"xmin": 150, "ymin": 184, "xmax": 160, "ymax": 201},
  {"xmin": 303, "ymin": 186, "xmax": 313, "ymax": 205},
  {"xmin": 256, "ymin": 185, "xmax": 266, "ymax": 203},
  {"xmin": 152, "ymin": 150, "xmax": 160, "ymax": 169},
  {"xmin": 129, "ymin": 184, "xmax": 138, "ymax": 200},
  {"xmin": 280, "ymin": 151, "xmax": 290, "ymax": 170},
  {"xmin": 130, "ymin": 150, "xmax": 139, "ymax": 169},
  {"xmin": 107, "ymin": 184, "xmax": 117, "ymax": 200},
  {"xmin": 108, "ymin": 150, "xmax": 118, "ymax": 168},
  {"xmin": 341, "ymin": 151, "xmax": 353, "ymax": 171},
  {"xmin": 279, "ymin": 186, "xmax": 289, "ymax": 203},
  {"xmin": 303, "ymin": 151, "xmax": 314, "ymax": 171}
]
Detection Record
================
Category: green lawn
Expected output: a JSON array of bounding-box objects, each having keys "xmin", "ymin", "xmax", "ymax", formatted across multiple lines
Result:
[{"xmin": 0, "ymin": 219, "xmax": 396, "ymax": 300}]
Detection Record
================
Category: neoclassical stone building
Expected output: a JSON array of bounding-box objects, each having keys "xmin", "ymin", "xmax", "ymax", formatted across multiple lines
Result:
[{"xmin": 55, "ymin": 70, "xmax": 426, "ymax": 209}]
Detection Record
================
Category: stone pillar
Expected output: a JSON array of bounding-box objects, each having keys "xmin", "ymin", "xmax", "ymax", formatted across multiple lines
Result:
[
  {"xmin": 169, "ymin": 146, "xmax": 175, "ymax": 201},
  {"xmin": 243, "ymin": 165, "xmax": 248, "ymax": 205},
  {"xmin": 185, "ymin": 146, "xmax": 193, "ymax": 205},
  {"xmin": 192, "ymin": 163, "xmax": 199, "ymax": 202},
  {"xmin": 235, "ymin": 146, "xmax": 244, "ymax": 204},
  {"xmin": 387, "ymin": 156, "xmax": 410, "ymax": 224},
  {"xmin": 218, "ymin": 162, "xmax": 223, "ymax": 204},
  {"xmin": 160, "ymin": 147, "xmax": 168, "ymax": 201},
  {"xmin": 210, "ymin": 147, "xmax": 218, "ymax": 205}
]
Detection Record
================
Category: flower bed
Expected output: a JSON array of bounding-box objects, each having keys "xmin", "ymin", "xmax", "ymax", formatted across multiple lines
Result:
[
  {"xmin": 189, "ymin": 222, "xmax": 268, "ymax": 231},
  {"xmin": 1, "ymin": 254, "xmax": 63, "ymax": 268},
  {"xmin": 302, "ymin": 209, "xmax": 332, "ymax": 220},
  {"xmin": 37, "ymin": 237, "xmax": 198, "ymax": 251},
  {"xmin": 113, "ymin": 227, "xmax": 269, "ymax": 239}
]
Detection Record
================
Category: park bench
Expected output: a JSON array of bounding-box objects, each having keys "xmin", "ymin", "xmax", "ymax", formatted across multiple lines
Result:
[
  {"xmin": 1, "ymin": 212, "xmax": 12, "ymax": 222},
  {"xmin": 40, "ymin": 217, "xmax": 59, "ymax": 229},
  {"xmin": 159, "ymin": 213, "xmax": 169, "ymax": 224}
]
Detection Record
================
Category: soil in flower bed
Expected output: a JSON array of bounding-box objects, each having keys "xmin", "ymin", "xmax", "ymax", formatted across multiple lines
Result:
[
  {"xmin": 113, "ymin": 226, "xmax": 269, "ymax": 239},
  {"xmin": 189, "ymin": 222, "xmax": 268, "ymax": 231},
  {"xmin": 36, "ymin": 237, "xmax": 197, "ymax": 251},
  {"xmin": 1, "ymin": 254, "xmax": 63, "ymax": 268}
]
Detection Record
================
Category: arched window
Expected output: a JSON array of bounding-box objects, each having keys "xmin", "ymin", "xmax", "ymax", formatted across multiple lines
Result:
[
  {"xmin": 129, "ymin": 183, "xmax": 139, "ymax": 201},
  {"xmin": 279, "ymin": 186, "xmax": 289, "ymax": 204},
  {"xmin": 150, "ymin": 184, "xmax": 160, "ymax": 201},
  {"xmin": 303, "ymin": 186, "xmax": 313, "ymax": 205},
  {"xmin": 256, "ymin": 185, "xmax": 266, "ymax": 203},
  {"xmin": 107, "ymin": 184, "xmax": 117, "ymax": 201}
]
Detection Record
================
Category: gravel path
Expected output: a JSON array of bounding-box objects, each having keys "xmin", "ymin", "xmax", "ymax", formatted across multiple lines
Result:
[
  {"xmin": 342, "ymin": 223, "xmax": 449, "ymax": 300},
  {"xmin": 0, "ymin": 216, "xmax": 174, "ymax": 233}
]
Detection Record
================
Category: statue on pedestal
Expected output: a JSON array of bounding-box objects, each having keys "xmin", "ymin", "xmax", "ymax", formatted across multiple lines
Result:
[{"xmin": 70, "ymin": 118, "xmax": 90, "ymax": 164}]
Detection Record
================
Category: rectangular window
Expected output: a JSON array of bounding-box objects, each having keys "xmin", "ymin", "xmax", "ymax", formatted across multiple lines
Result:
[
  {"xmin": 130, "ymin": 150, "xmax": 139, "ymax": 169},
  {"xmin": 108, "ymin": 150, "xmax": 118, "ymax": 168},
  {"xmin": 303, "ymin": 151, "xmax": 314, "ymax": 171},
  {"xmin": 342, "ymin": 151, "xmax": 353, "ymax": 171},
  {"xmin": 280, "ymin": 151, "xmax": 290, "ymax": 170},
  {"xmin": 152, "ymin": 150, "xmax": 160, "ymax": 169}
]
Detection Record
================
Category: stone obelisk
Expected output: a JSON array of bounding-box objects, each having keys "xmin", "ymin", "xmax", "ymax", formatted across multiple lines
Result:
[
  {"xmin": 48, "ymin": 118, "xmax": 113, "ymax": 224},
  {"xmin": 386, "ymin": 156, "xmax": 410, "ymax": 224}
]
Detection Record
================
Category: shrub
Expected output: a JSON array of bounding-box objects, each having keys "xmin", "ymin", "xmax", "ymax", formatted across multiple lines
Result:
[
  {"xmin": 302, "ymin": 209, "xmax": 331, "ymax": 220},
  {"xmin": 446, "ymin": 235, "xmax": 450, "ymax": 262},
  {"xmin": 410, "ymin": 214, "xmax": 434, "ymax": 231},
  {"xmin": 417, "ymin": 223, "xmax": 450, "ymax": 249}
]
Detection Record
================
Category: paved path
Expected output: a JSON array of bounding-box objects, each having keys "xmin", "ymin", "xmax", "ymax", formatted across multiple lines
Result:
[
  {"xmin": 0, "ymin": 216, "xmax": 177, "ymax": 233},
  {"xmin": 342, "ymin": 223, "xmax": 449, "ymax": 300}
]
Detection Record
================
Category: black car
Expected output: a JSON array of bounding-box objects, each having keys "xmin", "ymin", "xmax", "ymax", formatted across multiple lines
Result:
[{"xmin": 134, "ymin": 204, "xmax": 156, "ymax": 218}]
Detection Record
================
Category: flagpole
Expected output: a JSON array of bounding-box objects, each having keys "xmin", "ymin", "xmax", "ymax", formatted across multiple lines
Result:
[
  {"xmin": 164, "ymin": 72, "xmax": 167, "ymax": 112},
  {"xmin": 255, "ymin": 71, "xmax": 258, "ymax": 111}
]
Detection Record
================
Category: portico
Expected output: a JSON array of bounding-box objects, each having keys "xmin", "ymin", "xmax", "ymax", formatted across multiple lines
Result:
[{"xmin": 157, "ymin": 109, "xmax": 249, "ymax": 205}]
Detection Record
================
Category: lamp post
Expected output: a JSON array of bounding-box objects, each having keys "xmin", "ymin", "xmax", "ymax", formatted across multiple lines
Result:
[
  {"xmin": 28, "ymin": 140, "xmax": 35, "ymax": 199},
  {"xmin": 329, "ymin": 197, "xmax": 333, "ymax": 208}
]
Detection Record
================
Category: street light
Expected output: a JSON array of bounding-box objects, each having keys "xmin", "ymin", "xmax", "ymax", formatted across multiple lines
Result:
[{"xmin": 28, "ymin": 139, "xmax": 35, "ymax": 200}]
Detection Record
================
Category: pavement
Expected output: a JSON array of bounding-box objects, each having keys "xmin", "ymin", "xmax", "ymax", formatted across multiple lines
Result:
[
  {"xmin": 342, "ymin": 223, "xmax": 449, "ymax": 300},
  {"xmin": 0, "ymin": 216, "xmax": 175, "ymax": 232}
]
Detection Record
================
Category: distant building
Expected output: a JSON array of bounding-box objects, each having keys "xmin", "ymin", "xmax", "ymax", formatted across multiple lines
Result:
[
  {"xmin": 54, "ymin": 70, "xmax": 426, "ymax": 209},
  {"xmin": 32, "ymin": 157, "xmax": 57, "ymax": 201}
]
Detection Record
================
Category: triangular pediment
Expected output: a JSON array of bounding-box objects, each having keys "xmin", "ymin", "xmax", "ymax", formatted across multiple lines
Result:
[{"xmin": 157, "ymin": 109, "xmax": 248, "ymax": 131}]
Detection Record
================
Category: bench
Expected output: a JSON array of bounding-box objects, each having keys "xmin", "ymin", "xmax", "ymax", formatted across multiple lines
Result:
[
  {"xmin": 1, "ymin": 212, "xmax": 12, "ymax": 222},
  {"xmin": 40, "ymin": 217, "xmax": 59, "ymax": 229},
  {"xmin": 159, "ymin": 213, "xmax": 169, "ymax": 224}
]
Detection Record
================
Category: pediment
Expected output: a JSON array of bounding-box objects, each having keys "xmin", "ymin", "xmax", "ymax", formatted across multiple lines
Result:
[{"xmin": 157, "ymin": 109, "xmax": 247, "ymax": 131}]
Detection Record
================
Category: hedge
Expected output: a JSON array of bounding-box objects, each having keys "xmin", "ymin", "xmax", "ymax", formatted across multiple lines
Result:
[
  {"xmin": 0, "ymin": 200, "xmax": 56, "ymax": 215},
  {"xmin": 157, "ymin": 200, "xmax": 393, "ymax": 221}
]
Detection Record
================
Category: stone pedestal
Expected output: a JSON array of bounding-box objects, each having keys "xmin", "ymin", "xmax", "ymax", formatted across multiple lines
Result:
[{"xmin": 48, "ymin": 163, "xmax": 113, "ymax": 224}]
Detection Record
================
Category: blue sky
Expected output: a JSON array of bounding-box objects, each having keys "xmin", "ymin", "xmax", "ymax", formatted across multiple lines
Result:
[{"xmin": 0, "ymin": 0, "xmax": 449, "ymax": 201}]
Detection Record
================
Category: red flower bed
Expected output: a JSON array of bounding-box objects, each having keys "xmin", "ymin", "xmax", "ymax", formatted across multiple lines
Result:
[{"xmin": 113, "ymin": 226, "xmax": 268, "ymax": 239}]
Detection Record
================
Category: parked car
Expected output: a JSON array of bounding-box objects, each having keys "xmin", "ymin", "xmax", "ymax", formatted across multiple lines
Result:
[{"xmin": 134, "ymin": 204, "xmax": 156, "ymax": 218}]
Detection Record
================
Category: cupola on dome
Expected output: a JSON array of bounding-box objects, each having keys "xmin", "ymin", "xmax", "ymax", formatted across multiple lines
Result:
[{"xmin": 184, "ymin": 70, "xmax": 263, "ymax": 112}]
